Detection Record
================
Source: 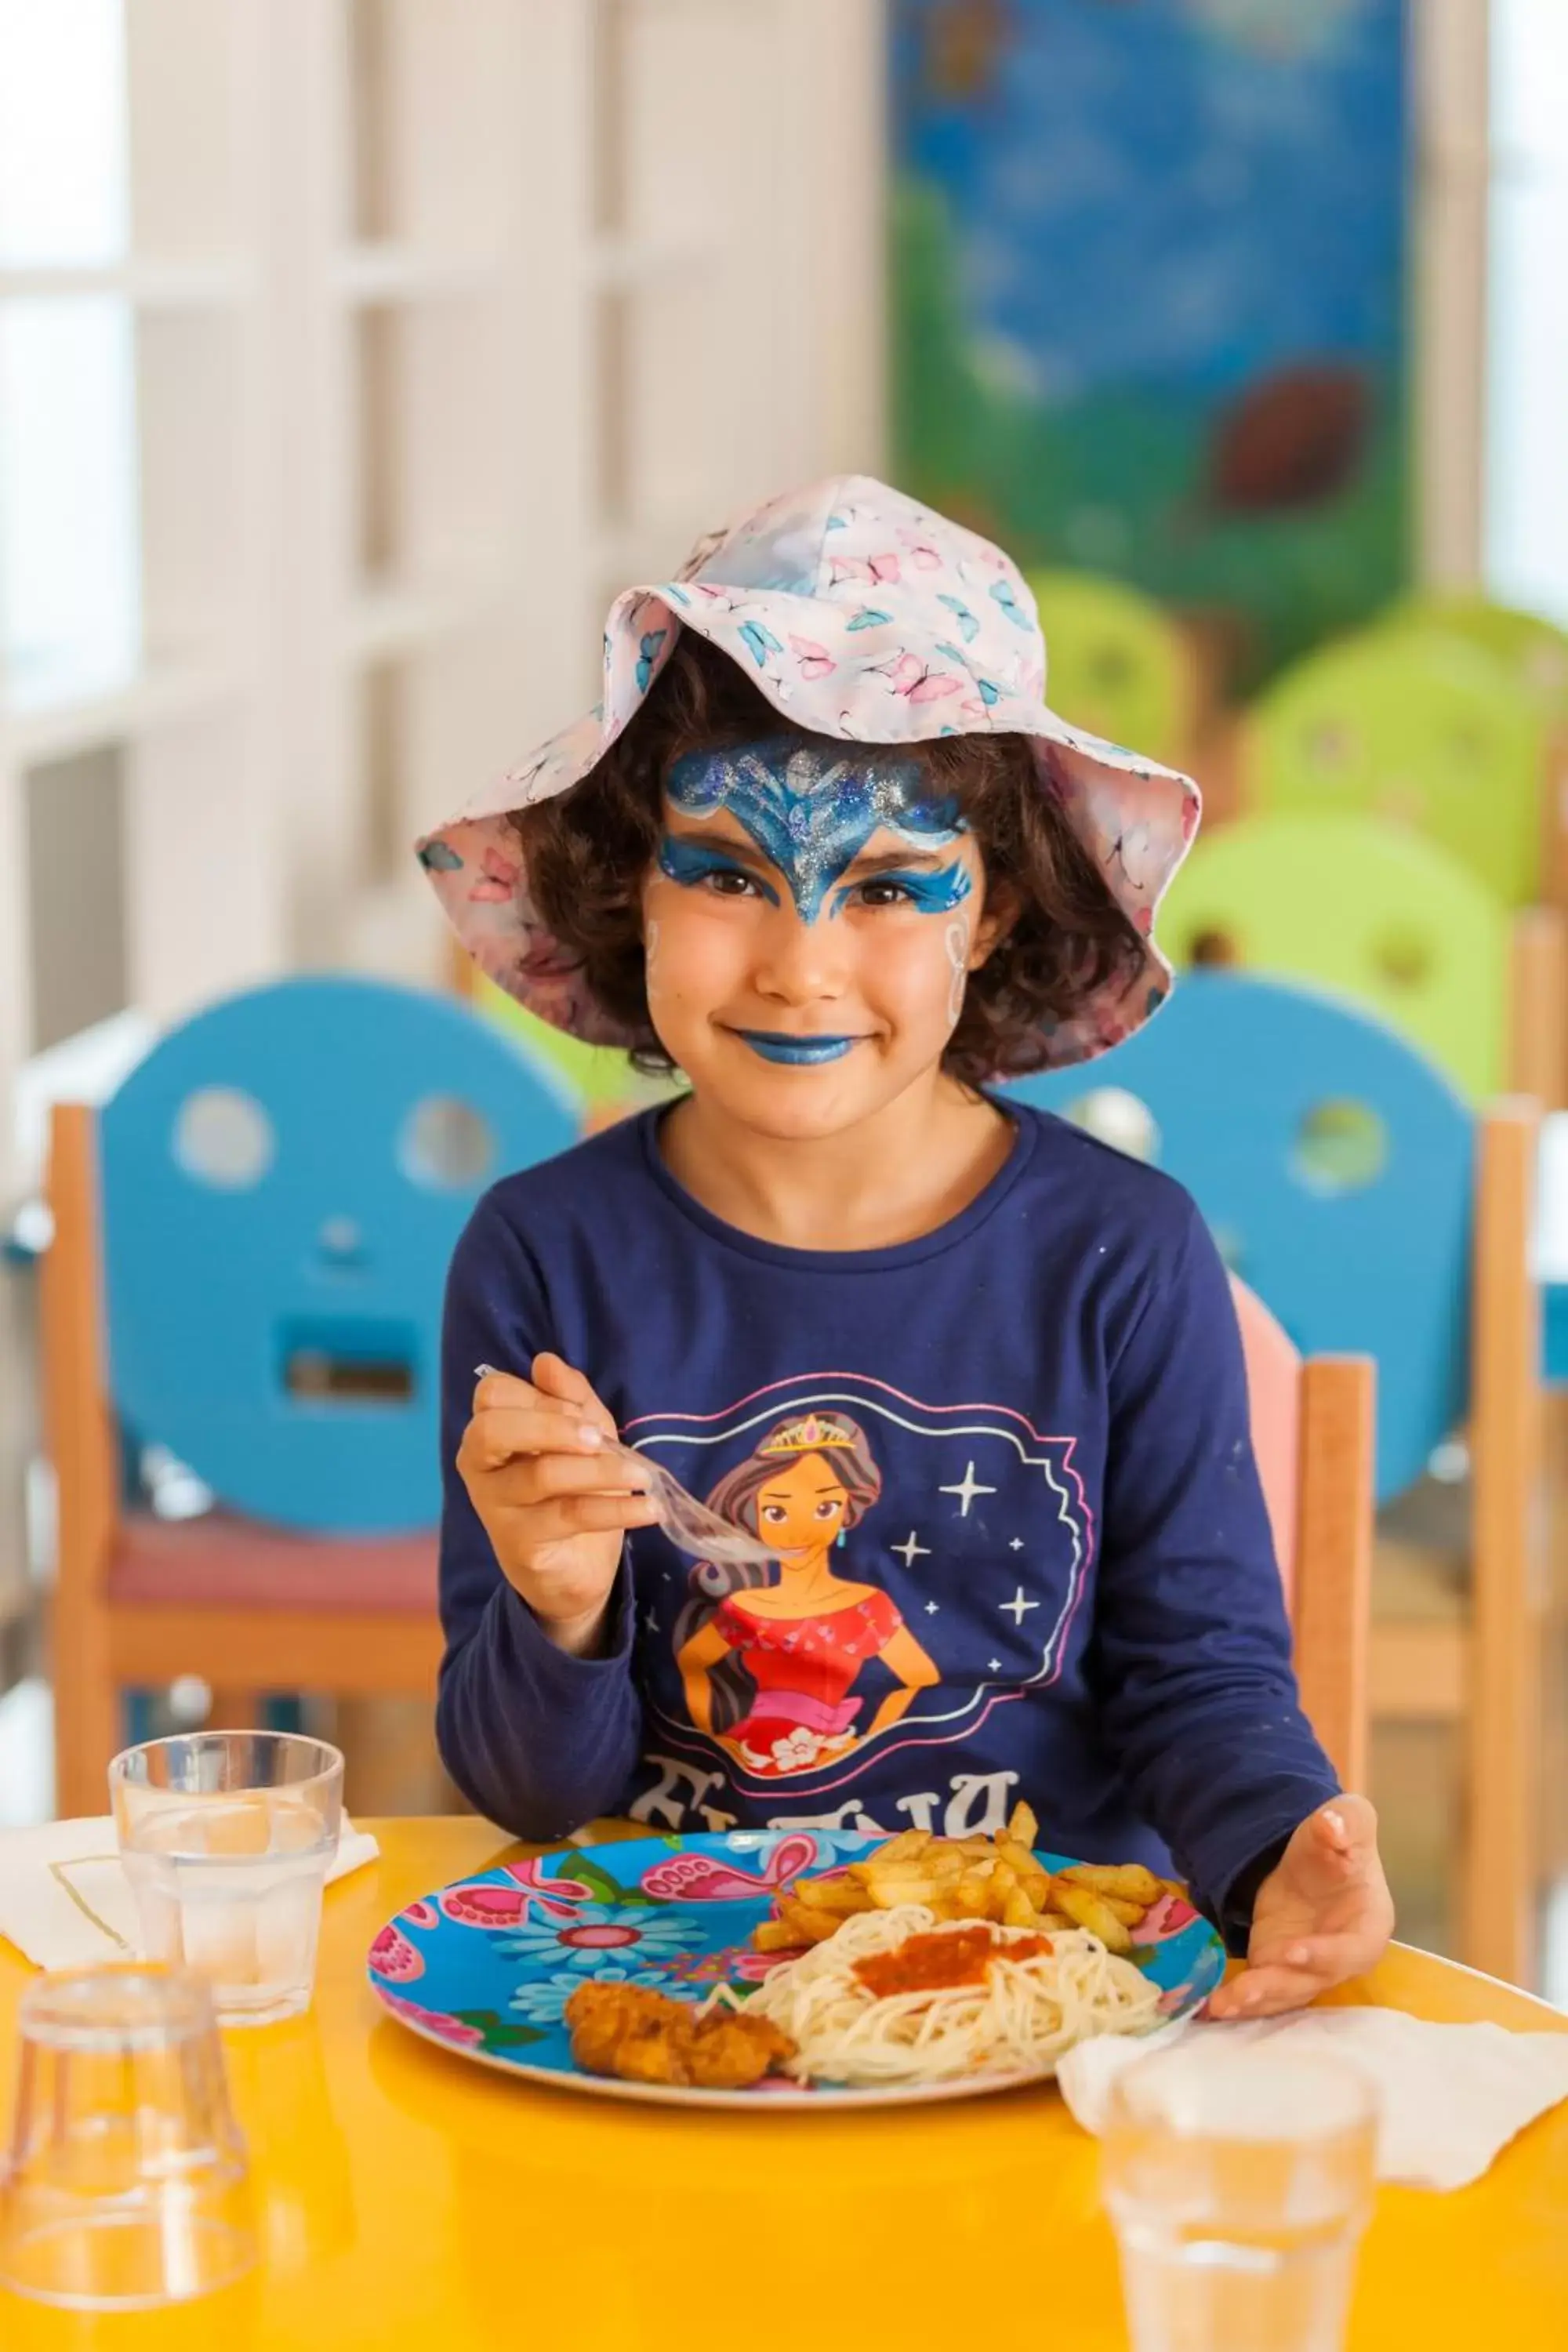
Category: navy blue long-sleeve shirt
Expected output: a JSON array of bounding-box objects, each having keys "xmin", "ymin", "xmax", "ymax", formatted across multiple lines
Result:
[{"xmin": 436, "ymin": 1105, "xmax": 1337, "ymax": 1947}]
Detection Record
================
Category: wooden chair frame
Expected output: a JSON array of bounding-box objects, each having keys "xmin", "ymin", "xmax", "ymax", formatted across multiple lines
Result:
[
  {"xmin": 1368, "ymin": 1099, "xmax": 1545, "ymax": 1986},
  {"xmin": 1235, "ymin": 1277, "xmax": 1374, "ymax": 1794},
  {"xmin": 1507, "ymin": 907, "xmax": 1567, "ymax": 1112},
  {"xmin": 1289, "ymin": 1355, "xmax": 1377, "ymax": 1795},
  {"xmin": 45, "ymin": 1102, "xmax": 443, "ymax": 1819}
]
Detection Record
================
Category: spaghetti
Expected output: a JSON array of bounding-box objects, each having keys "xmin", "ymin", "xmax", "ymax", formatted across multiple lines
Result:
[{"xmin": 728, "ymin": 1904, "xmax": 1162, "ymax": 2088}]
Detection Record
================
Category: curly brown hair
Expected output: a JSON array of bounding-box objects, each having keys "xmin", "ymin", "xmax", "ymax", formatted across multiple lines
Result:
[{"xmin": 508, "ymin": 633, "xmax": 1145, "ymax": 1085}]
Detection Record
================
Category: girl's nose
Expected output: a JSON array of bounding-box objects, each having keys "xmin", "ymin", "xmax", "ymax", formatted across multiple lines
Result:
[{"xmin": 750, "ymin": 905, "xmax": 849, "ymax": 1004}]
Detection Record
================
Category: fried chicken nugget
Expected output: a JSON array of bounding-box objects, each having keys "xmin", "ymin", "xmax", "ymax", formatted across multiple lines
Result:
[
  {"xmin": 564, "ymin": 1983, "xmax": 691, "ymax": 2083},
  {"xmin": 564, "ymin": 1981, "xmax": 794, "ymax": 2089},
  {"xmin": 685, "ymin": 2010, "xmax": 796, "ymax": 2089}
]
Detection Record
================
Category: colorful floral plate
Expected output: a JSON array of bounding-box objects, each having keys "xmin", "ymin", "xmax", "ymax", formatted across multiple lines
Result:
[{"xmin": 367, "ymin": 1831, "xmax": 1225, "ymax": 2110}]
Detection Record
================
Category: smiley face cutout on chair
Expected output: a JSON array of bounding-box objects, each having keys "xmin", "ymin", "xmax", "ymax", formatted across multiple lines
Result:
[{"xmin": 98, "ymin": 976, "xmax": 578, "ymax": 1534}]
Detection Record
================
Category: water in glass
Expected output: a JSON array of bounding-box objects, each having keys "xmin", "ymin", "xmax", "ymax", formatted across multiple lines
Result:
[
  {"xmin": 121, "ymin": 1794, "xmax": 332, "ymax": 2024},
  {"xmin": 111, "ymin": 1733, "xmax": 343, "ymax": 2027},
  {"xmin": 1102, "ymin": 2045, "xmax": 1377, "ymax": 2352}
]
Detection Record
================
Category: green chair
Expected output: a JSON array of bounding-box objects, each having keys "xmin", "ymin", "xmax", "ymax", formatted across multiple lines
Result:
[
  {"xmin": 1025, "ymin": 570, "xmax": 1196, "ymax": 768},
  {"xmin": 1243, "ymin": 630, "xmax": 1548, "ymax": 908},
  {"xmin": 1160, "ymin": 811, "xmax": 1508, "ymax": 1099},
  {"xmin": 1376, "ymin": 593, "xmax": 1568, "ymax": 723}
]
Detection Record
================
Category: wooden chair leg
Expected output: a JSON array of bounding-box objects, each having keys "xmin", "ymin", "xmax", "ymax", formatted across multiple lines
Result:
[
  {"xmin": 43, "ymin": 1104, "xmax": 125, "ymax": 1820},
  {"xmin": 1293, "ymin": 1356, "xmax": 1375, "ymax": 1794},
  {"xmin": 1466, "ymin": 1102, "xmax": 1544, "ymax": 1984},
  {"xmin": 1507, "ymin": 907, "xmax": 1567, "ymax": 1112},
  {"xmin": 206, "ymin": 1689, "xmax": 265, "ymax": 1730},
  {"xmin": 52, "ymin": 1607, "xmax": 122, "ymax": 1818}
]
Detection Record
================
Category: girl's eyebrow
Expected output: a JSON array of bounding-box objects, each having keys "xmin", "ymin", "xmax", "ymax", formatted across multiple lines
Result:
[
  {"xmin": 842, "ymin": 846, "xmax": 949, "ymax": 879},
  {"xmin": 661, "ymin": 822, "xmax": 775, "ymax": 874}
]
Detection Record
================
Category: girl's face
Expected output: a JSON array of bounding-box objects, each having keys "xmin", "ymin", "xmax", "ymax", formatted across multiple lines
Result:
[
  {"xmin": 641, "ymin": 738, "xmax": 1006, "ymax": 1137},
  {"xmin": 752, "ymin": 1453, "xmax": 850, "ymax": 1555}
]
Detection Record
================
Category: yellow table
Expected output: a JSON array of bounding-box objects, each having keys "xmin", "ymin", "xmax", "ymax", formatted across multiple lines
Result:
[{"xmin": 2, "ymin": 1817, "xmax": 1566, "ymax": 2350}]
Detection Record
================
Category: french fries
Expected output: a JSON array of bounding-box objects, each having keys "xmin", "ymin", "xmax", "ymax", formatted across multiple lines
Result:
[
  {"xmin": 751, "ymin": 1801, "xmax": 1181, "ymax": 1958},
  {"xmin": 1058, "ymin": 1860, "xmax": 1165, "ymax": 1906},
  {"xmin": 1051, "ymin": 1881, "xmax": 1134, "ymax": 1954}
]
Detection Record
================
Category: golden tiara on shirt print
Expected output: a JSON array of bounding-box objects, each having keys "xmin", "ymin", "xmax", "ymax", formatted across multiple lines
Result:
[{"xmin": 759, "ymin": 1414, "xmax": 859, "ymax": 1456}]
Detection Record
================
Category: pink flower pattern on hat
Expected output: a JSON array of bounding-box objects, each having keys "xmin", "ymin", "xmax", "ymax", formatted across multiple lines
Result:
[{"xmin": 416, "ymin": 474, "xmax": 1202, "ymax": 1075}]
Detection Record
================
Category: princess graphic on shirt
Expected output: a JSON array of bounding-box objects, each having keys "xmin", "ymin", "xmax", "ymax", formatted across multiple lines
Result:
[{"xmin": 673, "ymin": 1410, "xmax": 939, "ymax": 1779}]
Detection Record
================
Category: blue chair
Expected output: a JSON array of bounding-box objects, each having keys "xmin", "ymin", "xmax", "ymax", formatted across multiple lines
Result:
[
  {"xmin": 43, "ymin": 975, "xmax": 579, "ymax": 1816},
  {"xmin": 1009, "ymin": 971, "xmax": 1544, "ymax": 1984},
  {"xmin": 1015, "ymin": 974, "xmax": 1474, "ymax": 1502}
]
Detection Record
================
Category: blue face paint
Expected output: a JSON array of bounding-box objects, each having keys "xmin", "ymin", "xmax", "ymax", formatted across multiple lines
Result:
[
  {"xmin": 656, "ymin": 833, "xmax": 781, "ymax": 906},
  {"xmin": 735, "ymin": 1032, "xmax": 858, "ymax": 1066},
  {"xmin": 829, "ymin": 860, "xmax": 973, "ymax": 920},
  {"xmin": 665, "ymin": 738, "xmax": 969, "ymax": 925}
]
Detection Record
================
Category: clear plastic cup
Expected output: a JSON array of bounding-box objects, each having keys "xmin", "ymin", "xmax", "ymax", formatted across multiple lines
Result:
[
  {"xmin": 110, "ymin": 1731, "xmax": 343, "ymax": 2027},
  {"xmin": 1101, "ymin": 2043, "xmax": 1378, "ymax": 2352},
  {"xmin": 0, "ymin": 1965, "xmax": 255, "ymax": 2310}
]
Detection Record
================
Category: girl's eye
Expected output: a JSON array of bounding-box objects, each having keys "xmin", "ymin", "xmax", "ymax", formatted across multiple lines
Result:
[
  {"xmin": 814, "ymin": 1501, "xmax": 840, "ymax": 1521},
  {"xmin": 853, "ymin": 879, "xmax": 914, "ymax": 910},
  {"xmin": 760, "ymin": 1504, "xmax": 788, "ymax": 1525},
  {"xmin": 706, "ymin": 868, "xmax": 757, "ymax": 898}
]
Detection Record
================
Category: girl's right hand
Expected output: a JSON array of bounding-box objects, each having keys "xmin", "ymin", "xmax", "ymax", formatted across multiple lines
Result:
[{"xmin": 456, "ymin": 1355, "xmax": 658, "ymax": 1655}]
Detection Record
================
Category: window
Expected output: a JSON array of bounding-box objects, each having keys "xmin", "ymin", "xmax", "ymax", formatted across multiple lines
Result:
[
  {"xmin": 1486, "ymin": 0, "xmax": 1568, "ymax": 623},
  {"xmin": 0, "ymin": 0, "xmax": 139, "ymax": 705}
]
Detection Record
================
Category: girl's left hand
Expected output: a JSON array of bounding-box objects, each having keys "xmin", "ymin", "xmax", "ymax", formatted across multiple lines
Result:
[{"xmin": 1207, "ymin": 1793, "xmax": 1394, "ymax": 2021}]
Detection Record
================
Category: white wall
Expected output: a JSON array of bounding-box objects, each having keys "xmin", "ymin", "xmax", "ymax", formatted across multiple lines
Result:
[{"xmin": 0, "ymin": 0, "xmax": 888, "ymax": 1204}]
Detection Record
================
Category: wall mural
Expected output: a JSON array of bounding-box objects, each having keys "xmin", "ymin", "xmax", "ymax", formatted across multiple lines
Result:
[{"xmin": 891, "ymin": 0, "xmax": 1410, "ymax": 688}]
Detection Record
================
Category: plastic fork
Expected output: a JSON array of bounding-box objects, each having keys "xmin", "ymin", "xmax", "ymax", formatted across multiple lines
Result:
[{"xmin": 472, "ymin": 1365, "xmax": 776, "ymax": 1566}]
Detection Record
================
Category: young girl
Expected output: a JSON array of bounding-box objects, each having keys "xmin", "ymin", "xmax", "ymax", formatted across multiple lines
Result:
[{"xmin": 419, "ymin": 475, "xmax": 1392, "ymax": 2020}]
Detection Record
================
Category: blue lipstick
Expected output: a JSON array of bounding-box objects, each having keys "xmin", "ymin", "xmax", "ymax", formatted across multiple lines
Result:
[{"xmin": 734, "ymin": 1031, "xmax": 859, "ymax": 1066}]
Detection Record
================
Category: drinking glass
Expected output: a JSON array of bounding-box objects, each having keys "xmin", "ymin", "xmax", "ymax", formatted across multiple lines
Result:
[
  {"xmin": 0, "ymin": 1965, "xmax": 255, "ymax": 2310},
  {"xmin": 1101, "ymin": 2042, "xmax": 1377, "ymax": 2352},
  {"xmin": 111, "ymin": 1731, "xmax": 343, "ymax": 2026}
]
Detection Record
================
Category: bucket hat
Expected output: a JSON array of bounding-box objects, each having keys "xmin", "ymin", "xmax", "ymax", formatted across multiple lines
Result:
[{"xmin": 417, "ymin": 474, "xmax": 1200, "ymax": 1073}]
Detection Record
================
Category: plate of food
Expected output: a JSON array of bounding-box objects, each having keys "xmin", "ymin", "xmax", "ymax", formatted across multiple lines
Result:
[{"xmin": 367, "ymin": 1806, "xmax": 1225, "ymax": 2108}]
